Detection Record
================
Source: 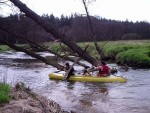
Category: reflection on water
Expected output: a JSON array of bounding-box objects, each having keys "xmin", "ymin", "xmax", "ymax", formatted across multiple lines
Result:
[
  {"xmin": 0, "ymin": 51, "xmax": 150, "ymax": 113},
  {"xmin": 66, "ymin": 81, "xmax": 76, "ymax": 90}
]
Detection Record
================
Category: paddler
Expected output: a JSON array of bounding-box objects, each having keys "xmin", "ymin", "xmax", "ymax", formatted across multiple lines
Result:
[
  {"xmin": 95, "ymin": 61, "xmax": 111, "ymax": 77},
  {"xmin": 63, "ymin": 62, "xmax": 75, "ymax": 79},
  {"xmin": 87, "ymin": 61, "xmax": 111, "ymax": 77}
]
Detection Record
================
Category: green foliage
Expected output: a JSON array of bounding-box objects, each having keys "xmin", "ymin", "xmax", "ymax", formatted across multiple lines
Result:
[
  {"xmin": 104, "ymin": 45, "xmax": 133, "ymax": 59},
  {"xmin": 0, "ymin": 83, "xmax": 10, "ymax": 93},
  {"xmin": 78, "ymin": 43, "xmax": 98, "ymax": 56},
  {"xmin": 51, "ymin": 45, "xmax": 62, "ymax": 52},
  {"xmin": 127, "ymin": 48, "xmax": 150, "ymax": 56},
  {"xmin": 104, "ymin": 40, "xmax": 150, "ymax": 61},
  {"xmin": 0, "ymin": 45, "xmax": 11, "ymax": 52},
  {"xmin": 116, "ymin": 51, "xmax": 150, "ymax": 67},
  {"xmin": 0, "ymin": 91, "xmax": 10, "ymax": 104},
  {"xmin": 48, "ymin": 43, "xmax": 69, "ymax": 53},
  {"xmin": 46, "ymin": 40, "xmax": 150, "ymax": 68},
  {"xmin": 0, "ymin": 83, "xmax": 11, "ymax": 104}
]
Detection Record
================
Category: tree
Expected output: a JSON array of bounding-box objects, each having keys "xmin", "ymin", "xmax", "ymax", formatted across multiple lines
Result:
[
  {"xmin": 0, "ymin": 0, "xmax": 98, "ymax": 70},
  {"xmin": 82, "ymin": 0, "xmax": 110, "ymax": 60}
]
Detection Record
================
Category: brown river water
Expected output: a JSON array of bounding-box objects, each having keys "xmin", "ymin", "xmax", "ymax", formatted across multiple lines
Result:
[{"xmin": 0, "ymin": 51, "xmax": 150, "ymax": 113}]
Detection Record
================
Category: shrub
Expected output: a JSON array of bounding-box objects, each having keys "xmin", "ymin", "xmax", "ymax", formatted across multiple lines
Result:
[
  {"xmin": 127, "ymin": 48, "xmax": 150, "ymax": 56},
  {"xmin": 116, "ymin": 51, "xmax": 150, "ymax": 67},
  {"xmin": 0, "ymin": 83, "xmax": 11, "ymax": 104},
  {"xmin": 0, "ymin": 91, "xmax": 10, "ymax": 104},
  {"xmin": 105, "ymin": 45, "xmax": 133, "ymax": 59},
  {"xmin": 0, "ymin": 83, "xmax": 10, "ymax": 93},
  {"xmin": 50, "ymin": 44, "xmax": 69, "ymax": 52}
]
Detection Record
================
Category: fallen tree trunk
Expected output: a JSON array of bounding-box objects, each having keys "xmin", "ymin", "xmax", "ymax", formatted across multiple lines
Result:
[
  {"xmin": 0, "ymin": 39, "xmax": 64, "ymax": 70},
  {"xmin": 9, "ymin": 0, "xmax": 98, "ymax": 66},
  {"xmin": 0, "ymin": 27, "xmax": 88, "ymax": 68}
]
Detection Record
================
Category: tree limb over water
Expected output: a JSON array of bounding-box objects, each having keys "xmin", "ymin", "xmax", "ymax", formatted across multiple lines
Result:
[
  {"xmin": 9, "ymin": 0, "xmax": 98, "ymax": 66},
  {"xmin": 0, "ymin": 26, "xmax": 88, "ymax": 68},
  {"xmin": 0, "ymin": 0, "xmax": 100, "ymax": 70}
]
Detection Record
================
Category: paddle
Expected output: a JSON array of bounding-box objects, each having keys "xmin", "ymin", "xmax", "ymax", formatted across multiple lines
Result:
[{"xmin": 63, "ymin": 57, "xmax": 81, "ymax": 80}]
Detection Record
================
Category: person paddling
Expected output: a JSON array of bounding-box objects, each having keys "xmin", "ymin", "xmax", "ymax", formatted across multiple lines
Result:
[
  {"xmin": 83, "ymin": 67, "xmax": 91, "ymax": 76},
  {"xmin": 63, "ymin": 62, "xmax": 75, "ymax": 79},
  {"xmin": 95, "ymin": 61, "xmax": 111, "ymax": 77}
]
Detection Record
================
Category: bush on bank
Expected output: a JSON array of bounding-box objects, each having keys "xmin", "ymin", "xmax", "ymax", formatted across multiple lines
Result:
[
  {"xmin": 103, "ymin": 41, "xmax": 150, "ymax": 67},
  {"xmin": 116, "ymin": 51, "xmax": 150, "ymax": 68},
  {"xmin": 0, "ymin": 83, "xmax": 11, "ymax": 104},
  {"xmin": 104, "ymin": 45, "xmax": 133, "ymax": 59}
]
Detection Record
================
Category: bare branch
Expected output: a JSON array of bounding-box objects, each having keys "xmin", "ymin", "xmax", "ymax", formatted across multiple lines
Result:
[{"xmin": 82, "ymin": 0, "xmax": 102, "ymax": 57}]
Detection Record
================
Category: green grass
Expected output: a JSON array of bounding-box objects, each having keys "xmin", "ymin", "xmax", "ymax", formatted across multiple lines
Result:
[
  {"xmin": 0, "ymin": 83, "xmax": 11, "ymax": 104},
  {"xmin": 78, "ymin": 40, "xmax": 150, "ymax": 67},
  {"xmin": 116, "ymin": 51, "xmax": 150, "ymax": 67},
  {"xmin": 0, "ymin": 45, "xmax": 11, "ymax": 52},
  {"xmin": 104, "ymin": 45, "xmax": 133, "ymax": 59},
  {"xmin": 104, "ymin": 40, "xmax": 150, "ymax": 67},
  {"xmin": 104, "ymin": 40, "xmax": 150, "ymax": 55}
]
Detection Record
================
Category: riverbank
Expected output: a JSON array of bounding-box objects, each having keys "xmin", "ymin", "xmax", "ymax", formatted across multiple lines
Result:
[
  {"xmin": 47, "ymin": 40, "xmax": 150, "ymax": 68},
  {"xmin": 0, "ymin": 82, "xmax": 72, "ymax": 113},
  {"xmin": 1, "ymin": 40, "xmax": 150, "ymax": 68},
  {"xmin": 103, "ymin": 40, "xmax": 150, "ymax": 68}
]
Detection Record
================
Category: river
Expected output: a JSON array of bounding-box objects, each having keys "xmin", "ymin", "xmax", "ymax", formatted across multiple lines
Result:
[{"xmin": 0, "ymin": 51, "xmax": 150, "ymax": 113}]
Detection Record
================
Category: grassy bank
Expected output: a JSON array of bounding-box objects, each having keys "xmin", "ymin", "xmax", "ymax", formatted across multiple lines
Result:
[
  {"xmin": 0, "ymin": 83, "xmax": 11, "ymax": 104},
  {"xmin": 1, "ymin": 40, "xmax": 150, "ymax": 68},
  {"xmin": 47, "ymin": 40, "xmax": 150, "ymax": 68},
  {"xmin": 103, "ymin": 40, "xmax": 150, "ymax": 67}
]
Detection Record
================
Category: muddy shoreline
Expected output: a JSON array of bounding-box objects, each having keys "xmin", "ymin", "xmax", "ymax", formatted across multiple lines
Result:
[{"xmin": 0, "ymin": 83, "xmax": 74, "ymax": 113}]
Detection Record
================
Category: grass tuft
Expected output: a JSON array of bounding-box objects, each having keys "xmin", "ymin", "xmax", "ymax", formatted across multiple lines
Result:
[{"xmin": 0, "ymin": 83, "xmax": 11, "ymax": 104}]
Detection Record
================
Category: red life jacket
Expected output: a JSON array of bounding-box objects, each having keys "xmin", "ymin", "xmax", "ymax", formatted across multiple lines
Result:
[{"xmin": 98, "ymin": 65, "xmax": 110, "ymax": 77}]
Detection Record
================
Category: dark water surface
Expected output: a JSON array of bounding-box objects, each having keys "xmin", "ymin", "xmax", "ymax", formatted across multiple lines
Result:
[{"xmin": 0, "ymin": 51, "xmax": 150, "ymax": 113}]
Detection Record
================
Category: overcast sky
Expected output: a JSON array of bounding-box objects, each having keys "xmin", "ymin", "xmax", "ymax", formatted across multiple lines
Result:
[{"xmin": 2, "ymin": 0, "xmax": 150, "ymax": 22}]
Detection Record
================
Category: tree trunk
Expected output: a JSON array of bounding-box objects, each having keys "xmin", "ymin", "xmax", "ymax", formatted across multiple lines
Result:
[
  {"xmin": 9, "ymin": 0, "xmax": 98, "ymax": 66},
  {"xmin": 0, "ymin": 39, "xmax": 64, "ymax": 70},
  {"xmin": 0, "ymin": 26, "xmax": 88, "ymax": 68},
  {"xmin": 82, "ymin": 0, "xmax": 102, "ymax": 57}
]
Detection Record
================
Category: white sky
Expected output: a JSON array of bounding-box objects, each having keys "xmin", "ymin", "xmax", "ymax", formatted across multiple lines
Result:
[{"xmin": 1, "ymin": 0, "xmax": 150, "ymax": 22}]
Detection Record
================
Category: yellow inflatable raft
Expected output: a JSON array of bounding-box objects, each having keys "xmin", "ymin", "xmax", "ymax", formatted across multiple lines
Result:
[{"xmin": 49, "ymin": 73, "xmax": 127, "ymax": 83}]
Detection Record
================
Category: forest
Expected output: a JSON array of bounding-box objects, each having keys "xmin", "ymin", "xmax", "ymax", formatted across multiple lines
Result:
[{"xmin": 0, "ymin": 13, "xmax": 150, "ymax": 44}]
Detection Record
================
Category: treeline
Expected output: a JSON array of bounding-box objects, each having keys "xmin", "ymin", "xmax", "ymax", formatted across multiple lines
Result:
[{"xmin": 0, "ymin": 14, "xmax": 150, "ymax": 44}]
